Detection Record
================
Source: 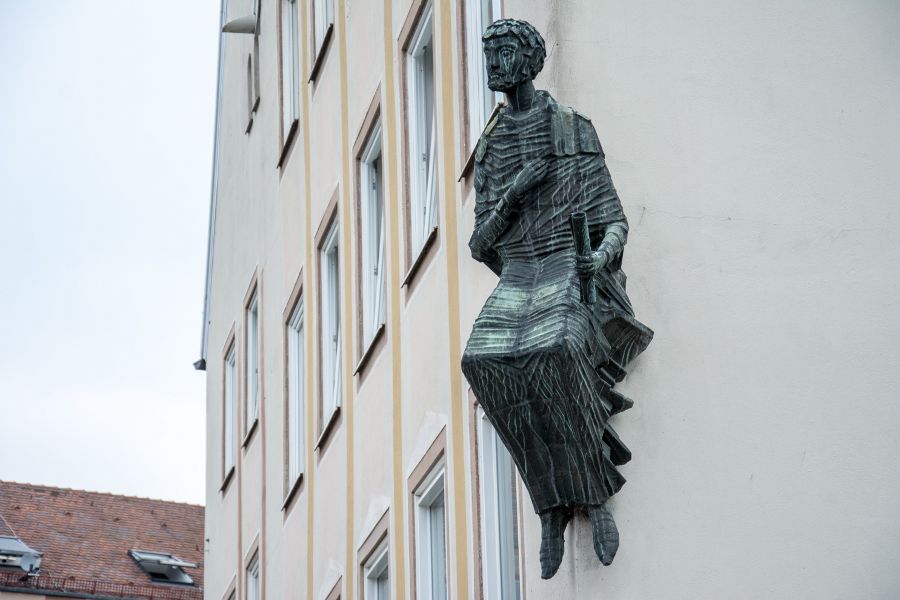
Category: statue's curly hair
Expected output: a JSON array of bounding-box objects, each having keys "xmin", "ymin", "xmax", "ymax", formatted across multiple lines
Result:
[{"xmin": 482, "ymin": 19, "xmax": 546, "ymax": 79}]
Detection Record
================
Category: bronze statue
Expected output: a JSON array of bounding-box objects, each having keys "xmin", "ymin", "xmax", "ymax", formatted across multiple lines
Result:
[{"xmin": 461, "ymin": 19, "xmax": 653, "ymax": 579}]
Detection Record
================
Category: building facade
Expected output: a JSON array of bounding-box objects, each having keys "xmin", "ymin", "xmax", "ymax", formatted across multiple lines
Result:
[
  {"xmin": 199, "ymin": 0, "xmax": 900, "ymax": 598},
  {"xmin": 0, "ymin": 482, "xmax": 203, "ymax": 600}
]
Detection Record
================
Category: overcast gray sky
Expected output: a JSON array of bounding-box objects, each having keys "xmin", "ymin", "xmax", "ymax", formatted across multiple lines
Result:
[{"xmin": 0, "ymin": 1, "xmax": 219, "ymax": 505}]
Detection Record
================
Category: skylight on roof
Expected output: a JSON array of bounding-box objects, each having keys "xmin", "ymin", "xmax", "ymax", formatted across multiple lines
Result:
[{"xmin": 129, "ymin": 549, "xmax": 197, "ymax": 585}]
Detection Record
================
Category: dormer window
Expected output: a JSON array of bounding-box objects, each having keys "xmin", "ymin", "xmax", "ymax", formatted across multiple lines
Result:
[
  {"xmin": 129, "ymin": 549, "xmax": 197, "ymax": 585},
  {"xmin": 0, "ymin": 536, "xmax": 42, "ymax": 573}
]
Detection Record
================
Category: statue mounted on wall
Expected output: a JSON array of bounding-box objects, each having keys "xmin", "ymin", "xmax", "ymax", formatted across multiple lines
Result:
[{"xmin": 461, "ymin": 19, "xmax": 653, "ymax": 579}]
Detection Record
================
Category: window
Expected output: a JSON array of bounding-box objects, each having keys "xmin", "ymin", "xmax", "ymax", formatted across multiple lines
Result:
[
  {"xmin": 359, "ymin": 122, "xmax": 386, "ymax": 349},
  {"xmin": 245, "ymin": 0, "xmax": 261, "ymax": 132},
  {"xmin": 286, "ymin": 298, "xmax": 305, "ymax": 487},
  {"xmin": 129, "ymin": 550, "xmax": 197, "ymax": 586},
  {"xmin": 319, "ymin": 222, "xmax": 342, "ymax": 427},
  {"xmin": 477, "ymin": 408, "xmax": 521, "ymax": 600},
  {"xmin": 313, "ymin": 0, "xmax": 334, "ymax": 56},
  {"xmin": 224, "ymin": 345, "xmax": 236, "ymax": 477},
  {"xmin": 363, "ymin": 544, "xmax": 389, "ymax": 600},
  {"xmin": 281, "ymin": 0, "xmax": 300, "ymax": 141},
  {"xmin": 246, "ymin": 553, "xmax": 260, "ymax": 600},
  {"xmin": 246, "ymin": 292, "xmax": 260, "ymax": 434},
  {"xmin": 465, "ymin": 0, "xmax": 502, "ymax": 148},
  {"xmin": 414, "ymin": 464, "xmax": 447, "ymax": 600},
  {"xmin": 405, "ymin": 4, "xmax": 437, "ymax": 257}
]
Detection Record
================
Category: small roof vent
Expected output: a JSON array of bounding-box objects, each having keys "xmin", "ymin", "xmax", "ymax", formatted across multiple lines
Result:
[
  {"xmin": 0, "ymin": 536, "xmax": 42, "ymax": 573},
  {"xmin": 129, "ymin": 550, "xmax": 197, "ymax": 585}
]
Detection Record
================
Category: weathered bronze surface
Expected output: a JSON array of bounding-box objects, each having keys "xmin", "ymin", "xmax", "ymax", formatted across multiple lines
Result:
[{"xmin": 461, "ymin": 19, "xmax": 653, "ymax": 579}]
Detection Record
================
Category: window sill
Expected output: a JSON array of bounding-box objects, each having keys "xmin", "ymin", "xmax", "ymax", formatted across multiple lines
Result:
[
  {"xmin": 277, "ymin": 119, "xmax": 300, "ymax": 169},
  {"xmin": 281, "ymin": 474, "xmax": 304, "ymax": 513},
  {"xmin": 308, "ymin": 24, "xmax": 334, "ymax": 83},
  {"xmin": 219, "ymin": 467, "xmax": 236, "ymax": 494},
  {"xmin": 354, "ymin": 323, "xmax": 386, "ymax": 376},
  {"xmin": 315, "ymin": 406, "xmax": 342, "ymax": 454},
  {"xmin": 402, "ymin": 226, "xmax": 439, "ymax": 288},
  {"xmin": 242, "ymin": 418, "xmax": 259, "ymax": 449}
]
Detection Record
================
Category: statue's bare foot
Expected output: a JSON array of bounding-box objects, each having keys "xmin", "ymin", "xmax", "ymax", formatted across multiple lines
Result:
[
  {"xmin": 588, "ymin": 503, "xmax": 619, "ymax": 565},
  {"xmin": 539, "ymin": 507, "xmax": 572, "ymax": 579}
]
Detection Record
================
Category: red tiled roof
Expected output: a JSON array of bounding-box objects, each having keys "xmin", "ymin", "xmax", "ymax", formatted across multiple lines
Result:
[
  {"xmin": 0, "ymin": 481, "xmax": 204, "ymax": 594},
  {"xmin": 0, "ymin": 513, "xmax": 15, "ymax": 537}
]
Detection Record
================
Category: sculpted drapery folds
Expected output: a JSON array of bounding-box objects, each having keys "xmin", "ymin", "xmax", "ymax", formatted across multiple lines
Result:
[{"xmin": 461, "ymin": 19, "xmax": 653, "ymax": 578}]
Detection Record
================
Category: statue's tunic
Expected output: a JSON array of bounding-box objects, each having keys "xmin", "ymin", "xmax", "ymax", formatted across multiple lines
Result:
[{"xmin": 462, "ymin": 91, "xmax": 653, "ymax": 512}]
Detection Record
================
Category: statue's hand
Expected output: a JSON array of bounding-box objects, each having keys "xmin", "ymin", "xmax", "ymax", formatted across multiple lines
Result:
[
  {"xmin": 509, "ymin": 158, "xmax": 549, "ymax": 205},
  {"xmin": 575, "ymin": 249, "xmax": 610, "ymax": 277}
]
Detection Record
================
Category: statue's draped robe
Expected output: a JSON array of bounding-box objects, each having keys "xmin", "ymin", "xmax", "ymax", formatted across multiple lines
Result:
[{"xmin": 462, "ymin": 91, "xmax": 653, "ymax": 513}]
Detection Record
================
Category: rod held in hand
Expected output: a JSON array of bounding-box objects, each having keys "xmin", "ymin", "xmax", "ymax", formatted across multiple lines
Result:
[{"xmin": 570, "ymin": 211, "xmax": 597, "ymax": 304}]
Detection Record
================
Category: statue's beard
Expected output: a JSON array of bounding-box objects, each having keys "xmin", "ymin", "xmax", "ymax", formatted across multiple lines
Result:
[{"xmin": 487, "ymin": 69, "xmax": 530, "ymax": 93}]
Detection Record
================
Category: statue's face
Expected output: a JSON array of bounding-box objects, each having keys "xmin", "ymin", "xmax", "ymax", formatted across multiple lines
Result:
[{"xmin": 483, "ymin": 34, "xmax": 531, "ymax": 92}]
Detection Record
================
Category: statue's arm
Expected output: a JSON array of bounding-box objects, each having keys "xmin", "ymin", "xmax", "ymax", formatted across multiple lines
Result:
[
  {"xmin": 468, "ymin": 193, "xmax": 511, "ymax": 276},
  {"xmin": 595, "ymin": 220, "xmax": 628, "ymax": 268}
]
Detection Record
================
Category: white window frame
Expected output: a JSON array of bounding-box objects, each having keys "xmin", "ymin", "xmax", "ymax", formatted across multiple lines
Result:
[
  {"xmin": 224, "ymin": 345, "xmax": 236, "ymax": 476},
  {"xmin": 465, "ymin": 0, "xmax": 503, "ymax": 148},
  {"xmin": 359, "ymin": 123, "xmax": 386, "ymax": 348},
  {"xmin": 313, "ymin": 0, "xmax": 334, "ymax": 56},
  {"xmin": 363, "ymin": 544, "xmax": 390, "ymax": 600},
  {"xmin": 281, "ymin": 0, "xmax": 301, "ymax": 141},
  {"xmin": 287, "ymin": 299, "xmax": 305, "ymax": 487},
  {"xmin": 406, "ymin": 4, "xmax": 437, "ymax": 256},
  {"xmin": 246, "ymin": 293, "xmax": 260, "ymax": 433},
  {"xmin": 414, "ymin": 464, "xmax": 447, "ymax": 600},
  {"xmin": 246, "ymin": 553, "xmax": 260, "ymax": 600},
  {"xmin": 319, "ymin": 223, "xmax": 342, "ymax": 424},
  {"xmin": 477, "ymin": 408, "xmax": 521, "ymax": 600}
]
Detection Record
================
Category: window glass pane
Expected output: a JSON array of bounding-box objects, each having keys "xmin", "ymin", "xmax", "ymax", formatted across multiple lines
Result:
[
  {"xmin": 320, "ymin": 225, "xmax": 341, "ymax": 420},
  {"xmin": 466, "ymin": 0, "xmax": 501, "ymax": 146},
  {"xmin": 360, "ymin": 128, "xmax": 385, "ymax": 346},
  {"xmin": 247, "ymin": 557, "xmax": 260, "ymax": 600},
  {"xmin": 224, "ymin": 348, "xmax": 236, "ymax": 474},
  {"xmin": 287, "ymin": 301, "xmax": 304, "ymax": 484},
  {"xmin": 376, "ymin": 573, "xmax": 388, "ymax": 600},
  {"xmin": 314, "ymin": 0, "xmax": 332, "ymax": 52},
  {"xmin": 416, "ymin": 467, "xmax": 447, "ymax": 600},
  {"xmin": 406, "ymin": 8, "xmax": 437, "ymax": 254},
  {"xmin": 479, "ymin": 410, "xmax": 521, "ymax": 599},
  {"xmin": 429, "ymin": 493, "xmax": 447, "ymax": 600},
  {"xmin": 247, "ymin": 295, "xmax": 259, "ymax": 427},
  {"xmin": 281, "ymin": 0, "xmax": 300, "ymax": 139}
]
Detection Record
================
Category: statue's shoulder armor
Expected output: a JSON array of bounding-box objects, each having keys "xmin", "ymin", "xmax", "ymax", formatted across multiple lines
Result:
[{"xmin": 548, "ymin": 97, "xmax": 605, "ymax": 158}]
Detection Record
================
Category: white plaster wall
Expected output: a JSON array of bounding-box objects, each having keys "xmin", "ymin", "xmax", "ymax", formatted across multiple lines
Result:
[{"xmin": 492, "ymin": 0, "xmax": 900, "ymax": 597}]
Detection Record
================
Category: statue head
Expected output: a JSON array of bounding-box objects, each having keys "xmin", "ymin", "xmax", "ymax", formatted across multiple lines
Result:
[{"xmin": 482, "ymin": 19, "xmax": 546, "ymax": 93}]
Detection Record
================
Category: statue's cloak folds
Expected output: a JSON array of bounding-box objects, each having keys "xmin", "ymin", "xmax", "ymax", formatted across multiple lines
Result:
[{"xmin": 462, "ymin": 92, "xmax": 653, "ymax": 512}]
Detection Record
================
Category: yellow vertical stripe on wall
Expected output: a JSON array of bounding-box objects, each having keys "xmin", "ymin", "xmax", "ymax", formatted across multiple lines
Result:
[
  {"xmin": 300, "ymin": 1, "xmax": 316, "ymax": 599},
  {"xmin": 437, "ymin": 0, "xmax": 471, "ymax": 596},
  {"xmin": 382, "ymin": 0, "xmax": 407, "ymax": 597},
  {"xmin": 336, "ymin": 1, "xmax": 356, "ymax": 598}
]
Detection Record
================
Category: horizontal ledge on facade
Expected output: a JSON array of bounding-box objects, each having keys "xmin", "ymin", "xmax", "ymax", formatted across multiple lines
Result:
[
  {"xmin": 402, "ymin": 226, "xmax": 439, "ymax": 288},
  {"xmin": 354, "ymin": 323, "xmax": 386, "ymax": 376},
  {"xmin": 308, "ymin": 24, "xmax": 334, "ymax": 84},
  {"xmin": 219, "ymin": 466, "xmax": 236, "ymax": 493},
  {"xmin": 315, "ymin": 406, "xmax": 342, "ymax": 452},
  {"xmin": 241, "ymin": 418, "xmax": 259, "ymax": 449},
  {"xmin": 276, "ymin": 119, "xmax": 300, "ymax": 169},
  {"xmin": 281, "ymin": 473, "xmax": 304, "ymax": 512}
]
